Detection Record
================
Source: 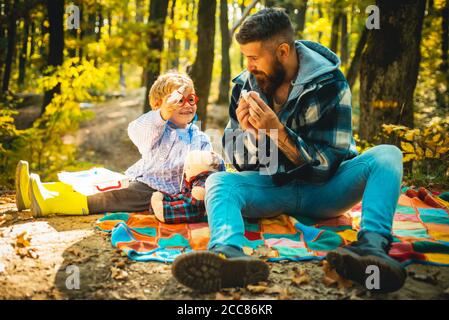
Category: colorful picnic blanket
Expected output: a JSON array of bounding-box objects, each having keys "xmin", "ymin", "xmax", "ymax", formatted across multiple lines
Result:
[{"xmin": 95, "ymin": 194, "xmax": 449, "ymax": 267}]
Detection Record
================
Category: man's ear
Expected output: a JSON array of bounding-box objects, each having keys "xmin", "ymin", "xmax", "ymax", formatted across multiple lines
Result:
[{"xmin": 276, "ymin": 43, "xmax": 290, "ymax": 60}]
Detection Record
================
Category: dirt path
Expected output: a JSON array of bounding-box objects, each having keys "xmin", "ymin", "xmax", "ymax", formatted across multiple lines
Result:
[{"xmin": 1, "ymin": 93, "xmax": 449, "ymax": 300}]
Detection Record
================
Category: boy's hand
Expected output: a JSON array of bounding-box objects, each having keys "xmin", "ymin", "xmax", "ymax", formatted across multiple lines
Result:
[{"xmin": 160, "ymin": 85, "xmax": 186, "ymax": 121}]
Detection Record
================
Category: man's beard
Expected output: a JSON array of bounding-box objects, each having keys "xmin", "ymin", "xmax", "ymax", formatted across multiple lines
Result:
[{"xmin": 251, "ymin": 58, "xmax": 286, "ymax": 98}]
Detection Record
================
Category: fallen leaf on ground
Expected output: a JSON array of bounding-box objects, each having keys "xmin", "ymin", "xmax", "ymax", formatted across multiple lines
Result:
[
  {"xmin": 271, "ymin": 265, "xmax": 284, "ymax": 274},
  {"xmin": 291, "ymin": 268, "xmax": 311, "ymax": 286},
  {"xmin": 246, "ymin": 283, "xmax": 267, "ymax": 293},
  {"xmin": 15, "ymin": 231, "xmax": 31, "ymax": 247},
  {"xmin": 278, "ymin": 287, "xmax": 292, "ymax": 300},
  {"xmin": 411, "ymin": 272, "xmax": 438, "ymax": 285},
  {"xmin": 15, "ymin": 247, "xmax": 39, "ymax": 259},
  {"xmin": 254, "ymin": 246, "xmax": 277, "ymax": 258},
  {"xmin": 322, "ymin": 260, "xmax": 353, "ymax": 289},
  {"xmin": 215, "ymin": 292, "xmax": 230, "ymax": 300},
  {"xmin": 111, "ymin": 266, "xmax": 128, "ymax": 280},
  {"xmin": 67, "ymin": 247, "xmax": 83, "ymax": 257},
  {"xmin": 265, "ymin": 284, "xmax": 285, "ymax": 295}
]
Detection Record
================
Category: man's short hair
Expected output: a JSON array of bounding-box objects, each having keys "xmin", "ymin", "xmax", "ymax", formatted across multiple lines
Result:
[{"xmin": 235, "ymin": 7, "xmax": 295, "ymax": 48}]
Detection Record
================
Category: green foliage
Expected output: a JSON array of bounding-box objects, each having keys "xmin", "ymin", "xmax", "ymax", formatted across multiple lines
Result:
[
  {"xmin": 0, "ymin": 58, "xmax": 112, "ymax": 186},
  {"xmin": 381, "ymin": 122, "xmax": 449, "ymax": 187}
]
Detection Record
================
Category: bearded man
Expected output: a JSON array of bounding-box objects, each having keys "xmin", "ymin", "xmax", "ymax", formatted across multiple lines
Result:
[{"xmin": 172, "ymin": 7, "xmax": 406, "ymax": 293}]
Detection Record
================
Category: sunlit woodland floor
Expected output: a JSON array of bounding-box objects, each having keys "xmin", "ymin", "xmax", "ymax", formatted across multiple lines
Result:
[{"xmin": 1, "ymin": 93, "xmax": 448, "ymax": 300}]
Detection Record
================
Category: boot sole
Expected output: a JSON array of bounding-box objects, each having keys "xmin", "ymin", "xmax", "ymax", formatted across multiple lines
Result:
[
  {"xmin": 15, "ymin": 161, "xmax": 28, "ymax": 211},
  {"xmin": 172, "ymin": 251, "xmax": 270, "ymax": 293},
  {"xmin": 29, "ymin": 175, "xmax": 44, "ymax": 218},
  {"xmin": 326, "ymin": 248, "xmax": 406, "ymax": 293}
]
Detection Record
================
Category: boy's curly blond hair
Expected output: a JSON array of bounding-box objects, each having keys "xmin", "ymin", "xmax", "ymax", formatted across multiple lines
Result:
[{"xmin": 149, "ymin": 72, "xmax": 194, "ymax": 110}]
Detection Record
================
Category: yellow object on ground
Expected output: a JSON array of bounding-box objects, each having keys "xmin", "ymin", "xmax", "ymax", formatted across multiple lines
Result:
[
  {"xmin": 29, "ymin": 173, "xmax": 89, "ymax": 217},
  {"xmin": 15, "ymin": 160, "xmax": 31, "ymax": 211}
]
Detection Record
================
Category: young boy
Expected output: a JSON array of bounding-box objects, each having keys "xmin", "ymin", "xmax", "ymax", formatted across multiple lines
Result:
[{"xmin": 15, "ymin": 72, "xmax": 212, "ymax": 216}]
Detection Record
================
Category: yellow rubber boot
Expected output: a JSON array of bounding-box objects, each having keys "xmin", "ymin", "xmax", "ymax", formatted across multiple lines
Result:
[
  {"xmin": 15, "ymin": 160, "xmax": 75, "ymax": 211},
  {"xmin": 15, "ymin": 161, "xmax": 31, "ymax": 211},
  {"xmin": 29, "ymin": 173, "xmax": 89, "ymax": 217}
]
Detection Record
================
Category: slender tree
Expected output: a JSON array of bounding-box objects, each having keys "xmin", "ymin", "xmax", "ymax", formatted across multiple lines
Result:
[
  {"xmin": 41, "ymin": 0, "xmax": 64, "ymax": 115},
  {"xmin": 346, "ymin": 27, "xmax": 368, "ymax": 89},
  {"xmin": 143, "ymin": 0, "xmax": 170, "ymax": 112},
  {"xmin": 437, "ymin": 0, "xmax": 449, "ymax": 108},
  {"xmin": 330, "ymin": 8, "xmax": 341, "ymax": 53},
  {"xmin": 217, "ymin": 0, "xmax": 231, "ymax": 104},
  {"xmin": 339, "ymin": 11, "xmax": 348, "ymax": 67},
  {"xmin": 296, "ymin": 0, "xmax": 308, "ymax": 37},
  {"xmin": 189, "ymin": 0, "xmax": 217, "ymax": 128},
  {"xmin": 18, "ymin": 10, "xmax": 30, "ymax": 88},
  {"xmin": 2, "ymin": 0, "xmax": 19, "ymax": 93}
]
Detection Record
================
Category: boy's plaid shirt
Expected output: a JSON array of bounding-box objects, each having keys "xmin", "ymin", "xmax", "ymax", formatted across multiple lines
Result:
[
  {"xmin": 160, "ymin": 171, "xmax": 211, "ymax": 224},
  {"xmin": 223, "ymin": 41, "xmax": 359, "ymax": 185}
]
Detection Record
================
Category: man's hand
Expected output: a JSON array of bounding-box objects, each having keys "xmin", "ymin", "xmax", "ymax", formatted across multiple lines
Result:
[
  {"xmin": 236, "ymin": 94, "xmax": 257, "ymax": 135},
  {"xmin": 160, "ymin": 85, "xmax": 186, "ymax": 121},
  {"xmin": 243, "ymin": 91, "xmax": 303, "ymax": 166},
  {"xmin": 245, "ymin": 92, "xmax": 283, "ymax": 133}
]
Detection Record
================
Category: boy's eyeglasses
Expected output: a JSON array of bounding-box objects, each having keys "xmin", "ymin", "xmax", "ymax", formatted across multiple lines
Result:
[{"xmin": 175, "ymin": 93, "xmax": 199, "ymax": 107}]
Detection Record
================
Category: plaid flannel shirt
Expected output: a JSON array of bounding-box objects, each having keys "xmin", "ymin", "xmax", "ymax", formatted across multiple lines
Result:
[
  {"xmin": 160, "ymin": 171, "xmax": 211, "ymax": 224},
  {"xmin": 223, "ymin": 40, "xmax": 358, "ymax": 185}
]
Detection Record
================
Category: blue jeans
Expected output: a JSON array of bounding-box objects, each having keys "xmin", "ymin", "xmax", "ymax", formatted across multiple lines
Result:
[{"xmin": 205, "ymin": 144, "xmax": 403, "ymax": 249}]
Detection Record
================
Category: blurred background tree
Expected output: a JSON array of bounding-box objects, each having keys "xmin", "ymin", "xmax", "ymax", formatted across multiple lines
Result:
[{"xmin": 0, "ymin": 0, "xmax": 448, "ymax": 188}]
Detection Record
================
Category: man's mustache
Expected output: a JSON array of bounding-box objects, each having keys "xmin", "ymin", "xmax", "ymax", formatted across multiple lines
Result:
[{"xmin": 251, "ymin": 70, "xmax": 267, "ymax": 77}]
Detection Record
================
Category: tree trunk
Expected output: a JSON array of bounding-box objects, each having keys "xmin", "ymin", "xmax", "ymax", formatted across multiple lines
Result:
[
  {"xmin": 41, "ymin": 0, "xmax": 64, "ymax": 115},
  {"xmin": 217, "ymin": 0, "xmax": 231, "ymax": 104},
  {"xmin": 359, "ymin": 0, "xmax": 426, "ymax": 142},
  {"xmin": 96, "ymin": 6, "xmax": 103, "ymax": 42},
  {"xmin": 346, "ymin": 27, "xmax": 368, "ymax": 89},
  {"xmin": 340, "ymin": 12, "xmax": 348, "ymax": 67},
  {"xmin": 166, "ymin": 0, "xmax": 179, "ymax": 70},
  {"xmin": 317, "ymin": 4, "xmax": 323, "ymax": 42},
  {"xmin": 108, "ymin": 10, "xmax": 112, "ymax": 36},
  {"xmin": 29, "ymin": 21, "xmax": 35, "ymax": 58},
  {"xmin": 0, "ymin": 1, "xmax": 8, "ymax": 84},
  {"xmin": 189, "ymin": 0, "xmax": 217, "ymax": 129},
  {"xmin": 2, "ymin": 0, "xmax": 19, "ymax": 93},
  {"xmin": 79, "ymin": 3, "xmax": 84, "ymax": 60},
  {"xmin": 135, "ymin": 0, "xmax": 144, "ymax": 23},
  {"xmin": 143, "ymin": 0, "xmax": 170, "ymax": 112},
  {"xmin": 330, "ymin": 9, "xmax": 340, "ymax": 53},
  {"xmin": 296, "ymin": 0, "xmax": 308, "ymax": 37},
  {"xmin": 437, "ymin": 0, "xmax": 449, "ymax": 108},
  {"xmin": 18, "ymin": 11, "xmax": 30, "ymax": 88}
]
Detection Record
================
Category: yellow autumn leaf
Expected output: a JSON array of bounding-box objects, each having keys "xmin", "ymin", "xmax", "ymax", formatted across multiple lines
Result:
[
  {"xmin": 404, "ymin": 130, "xmax": 415, "ymax": 141},
  {"xmin": 382, "ymin": 124, "xmax": 394, "ymax": 134},
  {"xmin": 425, "ymin": 148, "xmax": 434, "ymax": 158},
  {"xmin": 416, "ymin": 146, "xmax": 424, "ymax": 157},
  {"xmin": 436, "ymin": 146, "xmax": 449, "ymax": 154},
  {"xmin": 423, "ymin": 127, "xmax": 432, "ymax": 136},
  {"xmin": 403, "ymin": 153, "xmax": 417, "ymax": 162},
  {"xmin": 401, "ymin": 141, "xmax": 415, "ymax": 153},
  {"xmin": 433, "ymin": 133, "xmax": 441, "ymax": 142}
]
